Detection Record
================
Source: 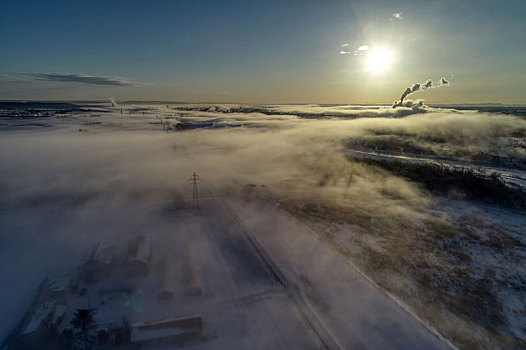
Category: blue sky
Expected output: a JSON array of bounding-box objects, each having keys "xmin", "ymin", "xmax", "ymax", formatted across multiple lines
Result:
[{"xmin": 1, "ymin": 0, "xmax": 525, "ymax": 103}]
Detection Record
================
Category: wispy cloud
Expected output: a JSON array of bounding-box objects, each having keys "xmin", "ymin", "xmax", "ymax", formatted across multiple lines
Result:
[
  {"xmin": 28, "ymin": 73, "xmax": 140, "ymax": 87},
  {"xmin": 354, "ymin": 45, "xmax": 370, "ymax": 56},
  {"xmin": 339, "ymin": 44, "xmax": 370, "ymax": 56},
  {"xmin": 391, "ymin": 12, "xmax": 403, "ymax": 20}
]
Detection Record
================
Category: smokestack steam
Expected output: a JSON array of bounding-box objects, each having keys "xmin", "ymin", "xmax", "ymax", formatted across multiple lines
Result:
[{"xmin": 392, "ymin": 77, "xmax": 449, "ymax": 108}]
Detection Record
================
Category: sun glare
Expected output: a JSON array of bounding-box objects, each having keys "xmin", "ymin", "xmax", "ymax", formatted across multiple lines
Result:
[{"xmin": 366, "ymin": 48, "xmax": 393, "ymax": 74}]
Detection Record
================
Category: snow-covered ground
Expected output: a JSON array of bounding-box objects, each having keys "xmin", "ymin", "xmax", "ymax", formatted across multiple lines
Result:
[
  {"xmin": 347, "ymin": 150, "xmax": 526, "ymax": 190},
  {"xmin": 1, "ymin": 102, "xmax": 524, "ymax": 349}
]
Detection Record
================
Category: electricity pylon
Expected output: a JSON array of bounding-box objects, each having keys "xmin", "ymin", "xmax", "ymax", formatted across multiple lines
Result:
[{"xmin": 188, "ymin": 172, "xmax": 201, "ymax": 211}]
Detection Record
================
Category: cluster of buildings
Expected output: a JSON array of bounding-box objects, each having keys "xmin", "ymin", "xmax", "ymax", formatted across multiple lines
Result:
[{"xmin": 4, "ymin": 235, "xmax": 204, "ymax": 349}]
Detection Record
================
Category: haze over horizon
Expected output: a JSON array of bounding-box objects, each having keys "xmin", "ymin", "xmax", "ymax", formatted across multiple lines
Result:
[{"xmin": 1, "ymin": 0, "xmax": 525, "ymax": 104}]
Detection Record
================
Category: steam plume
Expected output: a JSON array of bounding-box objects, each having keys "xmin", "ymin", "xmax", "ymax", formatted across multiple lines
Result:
[
  {"xmin": 392, "ymin": 77, "xmax": 449, "ymax": 108},
  {"xmin": 438, "ymin": 77, "xmax": 449, "ymax": 86}
]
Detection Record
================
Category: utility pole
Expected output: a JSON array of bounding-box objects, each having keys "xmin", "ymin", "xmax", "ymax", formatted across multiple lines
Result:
[{"xmin": 188, "ymin": 172, "xmax": 201, "ymax": 211}]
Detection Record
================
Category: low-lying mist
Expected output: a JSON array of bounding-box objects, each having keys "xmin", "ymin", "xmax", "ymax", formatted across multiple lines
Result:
[{"xmin": 1, "ymin": 104, "xmax": 525, "ymax": 348}]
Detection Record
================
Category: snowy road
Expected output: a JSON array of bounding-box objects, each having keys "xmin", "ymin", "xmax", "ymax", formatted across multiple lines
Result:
[{"xmin": 221, "ymin": 199, "xmax": 455, "ymax": 350}]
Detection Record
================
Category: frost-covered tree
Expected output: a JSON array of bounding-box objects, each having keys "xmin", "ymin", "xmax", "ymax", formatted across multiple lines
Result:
[{"xmin": 71, "ymin": 308, "xmax": 97, "ymax": 350}]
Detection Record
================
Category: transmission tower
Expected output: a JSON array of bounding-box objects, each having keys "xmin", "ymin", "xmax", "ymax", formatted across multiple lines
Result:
[{"xmin": 188, "ymin": 172, "xmax": 201, "ymax": 210}]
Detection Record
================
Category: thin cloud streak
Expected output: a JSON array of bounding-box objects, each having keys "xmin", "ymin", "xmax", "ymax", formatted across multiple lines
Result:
[{"xmin": 28, "ymin": 73, "xmax": 140, "ymax": 87}]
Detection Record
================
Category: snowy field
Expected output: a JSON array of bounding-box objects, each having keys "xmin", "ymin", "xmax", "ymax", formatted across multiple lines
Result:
[{"xmin": 1, "ymin": 102, "xmax": 525, "ymax": 349}]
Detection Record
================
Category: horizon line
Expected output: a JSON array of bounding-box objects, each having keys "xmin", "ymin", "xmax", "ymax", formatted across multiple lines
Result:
[{"xmin": 1, "ymin": 99, "xmax": 524, "ymax": 107}]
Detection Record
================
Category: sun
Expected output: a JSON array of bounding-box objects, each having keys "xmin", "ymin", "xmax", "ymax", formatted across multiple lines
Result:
[{"xmin": 366, "ymin": 48, "xmax": 393, "ymax": 74}]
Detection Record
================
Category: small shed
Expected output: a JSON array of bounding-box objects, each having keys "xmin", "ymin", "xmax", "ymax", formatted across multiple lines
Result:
[
  {"xmin": 126, "ymin": 235, "xmax": 152, "ymax": 276},
  {"xmin": 82, "ymin": 241, "xmax": 116, "ymax": 281}
]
